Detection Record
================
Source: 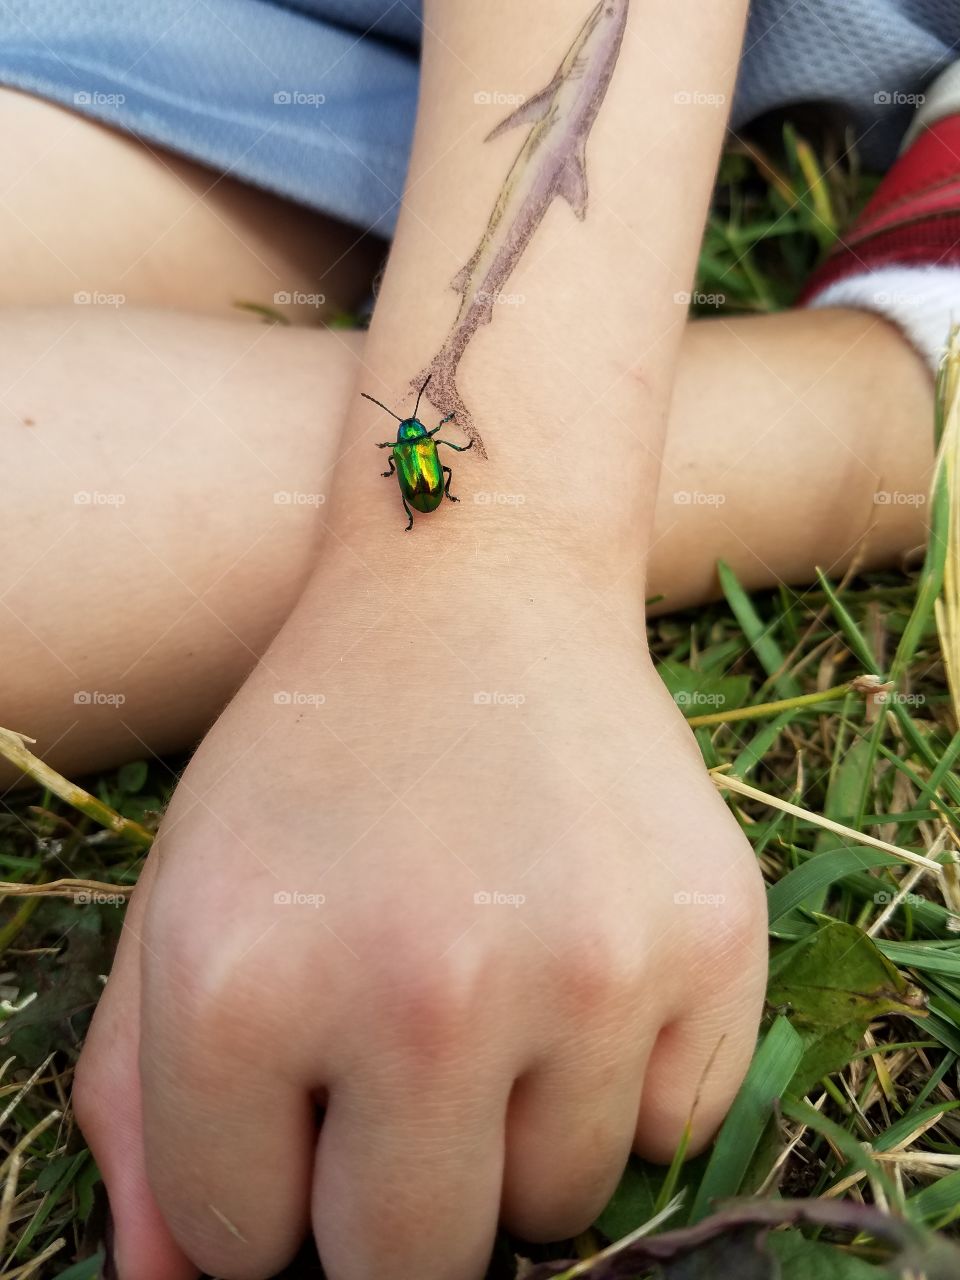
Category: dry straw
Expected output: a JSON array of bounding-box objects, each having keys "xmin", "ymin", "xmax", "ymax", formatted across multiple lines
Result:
[{"xmin": 934, "ymin": 325, "xmax": 960, "ymax": 726}]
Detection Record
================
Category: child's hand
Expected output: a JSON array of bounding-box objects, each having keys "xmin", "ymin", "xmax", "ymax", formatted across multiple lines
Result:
[
  {"xmin": 74, "ymin": 546, "xmax": 767, "ymax": 1280},
  {"xmin": 73, "ymin": 0, "xmax": 761, "ymax": 1270}
]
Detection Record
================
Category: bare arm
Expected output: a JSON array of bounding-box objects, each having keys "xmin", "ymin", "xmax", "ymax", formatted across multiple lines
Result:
[
  {"xmin": 75, "ymin": 8, "xmax": 766, "ymax": 1280},
  {"xmin": 329, "ymin": 0, "xmax": 751, "ymax": 569}
]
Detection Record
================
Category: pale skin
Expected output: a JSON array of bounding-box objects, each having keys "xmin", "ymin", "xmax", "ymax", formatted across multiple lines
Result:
[{"xmin": 0, "ymin": 4, "xmax": 935, "ymax": 1278}]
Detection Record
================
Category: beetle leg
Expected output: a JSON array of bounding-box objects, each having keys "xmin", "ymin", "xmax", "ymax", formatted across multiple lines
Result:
[
  {"xmin": 442, "ymin": 464, "xmax": 460, "ymax": 503},
  {"xmin": 381, "ymin": 456, "xmax": 397, "ymax": 479},
  {"xmin": 434, "ymin": 438, "xmax": 474, "ymax": 453},
  {"xmin": 401, "ymin": 493, "xmax": 415, "ymax": 531},
  {"xmin": 427, "ymin": 412, "xmax": 456, "ymax": 435},
  {"xmin": 374, "ymin": 440, "xmax": 394, "ymax": 449}
]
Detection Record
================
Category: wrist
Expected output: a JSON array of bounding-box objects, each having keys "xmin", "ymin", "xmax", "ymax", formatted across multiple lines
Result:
[
  {"xmin": 319, "ymin": 362, "xmax": 659, "ymax": 591},
  {"xmin": 286, "ymin": 512, "xmax": 651, "ymax": 677}
]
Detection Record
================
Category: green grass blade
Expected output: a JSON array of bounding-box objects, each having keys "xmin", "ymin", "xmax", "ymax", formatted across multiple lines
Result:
[
  {"xmin": 767, "ymin": 847, "xmax": 901, "ymax": 926},
  {"xmin": 908, "ymin": 1168, "xmax": 960, "ymax": 1225},
  {"xmin": 873, "ymin": 1100, "xmax": 960, "ymax": 1153},
  {"xmin": 730, "ymin": 710, "xmax": 797, "ymax": 778},
  {"xmin": 716, "ymin": 560, "xmax": 801, "ymax": 699},
  {"xmin": 53, "ymin": 1258, "xmax": 104, "ymax": 1280},
  {"xmin": 780, "ymin": 1096, "xmax": 902, "ymax": 1209},
  {"xmin": 891, "ymin": 458, "xmax": 948, "ymax": 681},
  {"xmin": 814, "ymin": 569, "xmax": 880, "ymax": 674},
  {"xmin": 878, "ymin": 941, "xmax": 960, "ymax": 977},
  {"xmin": 688, "ymin": 1017, "xmax": 803, "ymax": 1223}
]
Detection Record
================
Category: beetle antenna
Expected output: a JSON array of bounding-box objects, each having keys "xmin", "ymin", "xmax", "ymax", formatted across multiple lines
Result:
[
  {"xmin": 360, "ymin": 391, "xmax": 402, "ymax": 422},
  {"xmin": 413, "ymin": 373, "xmax": 432, "ymax": 421}
]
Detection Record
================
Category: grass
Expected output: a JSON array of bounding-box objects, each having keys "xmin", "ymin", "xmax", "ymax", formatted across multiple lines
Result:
[{"xmin": 2, "ymin": 120, "xmax": 960, "ymax": 1277}]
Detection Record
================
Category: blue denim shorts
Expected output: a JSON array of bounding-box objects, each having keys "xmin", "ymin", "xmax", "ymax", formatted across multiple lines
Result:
[{"xmin": 0, "ymin": 0, "xmax": 956, "ymax": 237}]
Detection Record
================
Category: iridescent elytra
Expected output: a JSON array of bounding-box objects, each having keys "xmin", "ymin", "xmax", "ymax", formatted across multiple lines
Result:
[{"xmin": 362, "ymin": 374, "xmax": 473, "ymax": 531}]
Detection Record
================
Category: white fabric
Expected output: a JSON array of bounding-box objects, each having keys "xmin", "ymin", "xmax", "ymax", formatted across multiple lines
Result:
[
  {"xmin": 808, "ymin": 265, "xmax": 960, "ymax": 373},
  {"xmin": 902, "ymin": 60, "xmax": 960, "ymax": 150}
]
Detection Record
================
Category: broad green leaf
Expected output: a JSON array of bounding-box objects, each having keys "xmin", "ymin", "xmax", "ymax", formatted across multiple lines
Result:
[
  {"xmin": 662, "ymin": 1232, "xmax": 774, "ymax": 1279},
  {"xmin": 594, "ymin": 1154, "xmax": 709, "ymax": 1241},
  {"xmin": 769, "ymin": 1230, "xmax": 892, "ymax": 1278},
  {"xmin": 767, "ymin": 920, "xmax": 925, "ymax": 1094},
  {"xmin": 117, "ymin": 759, "xmax": 149, "ymax": 793},
  {"xmin": 655, "ymin": 659, "xmax": 751, "ymax": 718}
]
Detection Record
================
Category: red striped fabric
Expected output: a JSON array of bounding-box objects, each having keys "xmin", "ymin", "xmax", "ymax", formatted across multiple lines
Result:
[{"xmin": 800, "ymin": 115, "xmax": 960, "ymax": 301}]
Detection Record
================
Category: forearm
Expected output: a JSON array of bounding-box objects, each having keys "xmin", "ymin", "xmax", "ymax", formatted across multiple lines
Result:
[{"xmin": 320, "ymin": 0, "xmax": 750, "ymax": 577}]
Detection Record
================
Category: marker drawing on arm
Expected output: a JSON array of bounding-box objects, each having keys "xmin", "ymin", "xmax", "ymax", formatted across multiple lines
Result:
[{"xmin": 410, "ymin": 0, "xmax": 630, "ymax": 457}]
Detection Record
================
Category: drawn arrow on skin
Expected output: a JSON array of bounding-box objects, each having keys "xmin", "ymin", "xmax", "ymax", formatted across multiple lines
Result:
[{"xmin": 409, "ymin": 0, "xmax": 630, "ymax": 457}]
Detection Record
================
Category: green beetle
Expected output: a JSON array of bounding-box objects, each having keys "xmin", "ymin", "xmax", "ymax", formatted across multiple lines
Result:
[{"xmin": 362, "ymin": 374, "xmax": 474, "ymax": 531}]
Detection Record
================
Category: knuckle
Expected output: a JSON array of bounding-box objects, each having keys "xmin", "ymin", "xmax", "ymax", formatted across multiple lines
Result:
[
  {"xmin": 71, "ymin": 1052, "xmax": 108, "ymax": 1137},
  {"xmin": 398, "ymin": 971, "xmax": 481, "ymax": 1053},
  {"xmin": 377, "ymin": 947, "xmax": 492, "ymax": 1060},
  {"xmin": 555, "ymin": 932, "xmax": 642, "ymax": 1022},
  {"xmin": 694, "ymin": 879, "xmax": 767, "ymax": 982},
  {"xmin": 142, "ymin": 931, "xmax": 268, "ymax": 1075},
  {"xmin": 145, "ymin": 893, "xmax": 270, "ymax": 1022}
]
